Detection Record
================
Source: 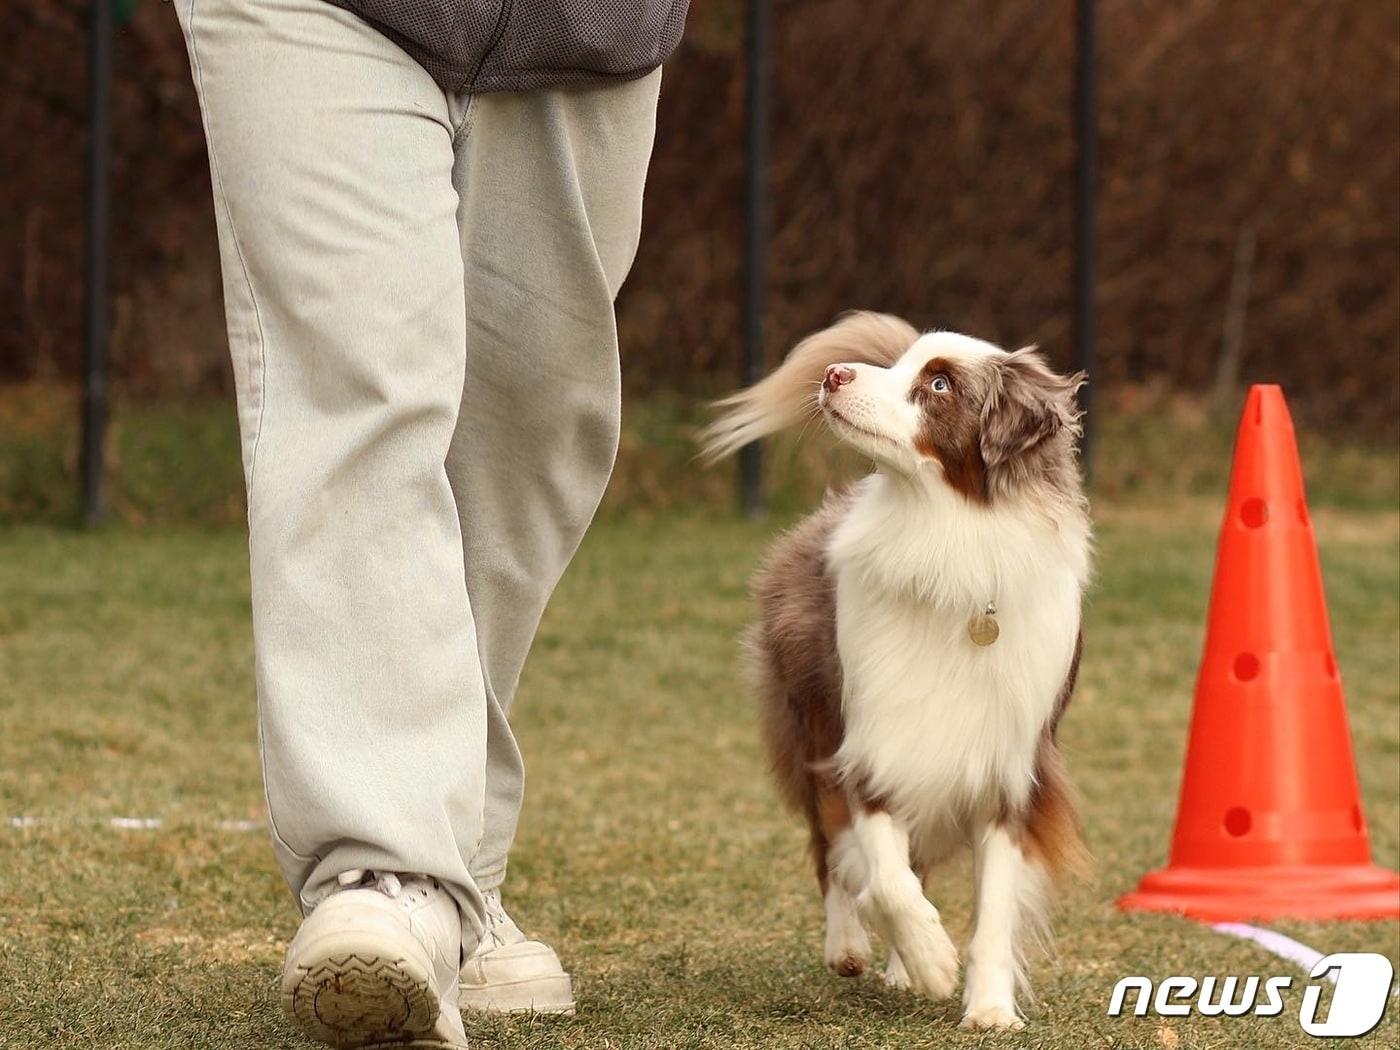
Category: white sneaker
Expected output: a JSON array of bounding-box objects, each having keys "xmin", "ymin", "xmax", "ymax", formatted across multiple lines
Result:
[
  {"xmin": 280, "ymin": 870, "xmax": 470, "ymax": 1049},
  {"xmin": 458, "ymin": 888, "xmax": 575, "ymax": 1015}
]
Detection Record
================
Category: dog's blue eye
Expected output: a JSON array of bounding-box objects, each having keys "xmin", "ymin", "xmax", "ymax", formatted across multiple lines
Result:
[{"xmin": 931, "ymin": 374, "xmax": 951, "ymax": 393}]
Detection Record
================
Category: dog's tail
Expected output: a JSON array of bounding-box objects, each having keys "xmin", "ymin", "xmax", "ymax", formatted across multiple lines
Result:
[
  {"xmin": 1024, "ymin": 743, "xmax": 1093, "ymax": 884},
  {"xmin": 697, "ymin": 311, "xmax": 920, "ymax": 463}
]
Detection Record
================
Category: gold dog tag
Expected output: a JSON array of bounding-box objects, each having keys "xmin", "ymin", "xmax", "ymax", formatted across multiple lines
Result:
[{"xmin": 968, "ymin": 602, "xmax": 999, "ymax": 647}]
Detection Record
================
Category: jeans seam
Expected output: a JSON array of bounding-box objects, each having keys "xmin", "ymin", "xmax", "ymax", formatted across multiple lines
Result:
[
  {"xmin": 258, "ymin": 708, "xmax": 320, "ymax": 868},
  {"xmin": 186, "ymin": 0, "xmax": 314, "ymax": 872},
  {"xmin": 451, "ymin": 92, "xmax": 477, "ymax": 146},
  {"xmin": 188, "ymin": 0, "xmax": 270, "ymax": 498}
]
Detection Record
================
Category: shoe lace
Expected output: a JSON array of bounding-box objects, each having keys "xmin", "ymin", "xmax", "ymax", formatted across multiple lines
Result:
[
  {"xmin": 482, "ymin": 888, "xmax": 511, "ymax": 948},
  {"xmin": 337, "ymin": 868, "xmax": 406, "ymax": 898}
]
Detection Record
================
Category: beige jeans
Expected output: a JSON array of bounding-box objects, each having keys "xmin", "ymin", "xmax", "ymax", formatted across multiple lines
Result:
[{"xmin": 174, "ymin": 0, "xmax": 659, "ymax": 949}]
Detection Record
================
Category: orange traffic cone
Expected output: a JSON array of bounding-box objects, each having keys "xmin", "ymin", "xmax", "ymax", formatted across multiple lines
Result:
[{"xmin": 1118, "ymin": 385, "xmax": 1400, "ymax": 921}]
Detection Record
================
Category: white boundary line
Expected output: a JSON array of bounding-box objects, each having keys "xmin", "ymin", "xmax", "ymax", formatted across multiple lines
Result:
[
  {"xmin": 1211, "ymin": 922, "xmax": 1333, "ymax": 980},
  {"xmin": 1211, "ymin": 922, "xmax": 1399, "ymax": 996},
  {"xmin": 8, "ymin": 815, "xmax": 265, "ymax": 832}
]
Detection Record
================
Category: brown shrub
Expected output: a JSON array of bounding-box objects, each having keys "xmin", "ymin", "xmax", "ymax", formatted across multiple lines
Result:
[{"xmin": 2, "ymin": 0, "xmax": 1397, "ymax": 431}]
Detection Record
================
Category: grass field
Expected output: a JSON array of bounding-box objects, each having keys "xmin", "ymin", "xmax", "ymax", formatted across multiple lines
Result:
[{"xmin": 1, "ymin": 486, "xmax": 1397, "ymax": 1049}]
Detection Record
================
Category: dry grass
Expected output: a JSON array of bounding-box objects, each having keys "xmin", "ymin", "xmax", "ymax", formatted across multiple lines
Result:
[{"xmin": 0, "ymin": 486, "xmax": 1396, "ymax": 1048}]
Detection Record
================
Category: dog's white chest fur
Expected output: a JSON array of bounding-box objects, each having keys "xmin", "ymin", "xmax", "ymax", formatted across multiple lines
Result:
[{"xmin": 827, "ymin": 474, "xmax": 1087, "ymax": 832}]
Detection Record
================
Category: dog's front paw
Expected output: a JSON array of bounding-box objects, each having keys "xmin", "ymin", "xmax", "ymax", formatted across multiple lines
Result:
[
  {"xmin": 960, "ymin": 1004, "xmax": 1026, "ymax": 1032},
  {"xmin": 894, "ymin": 920, "xmax": 959, "ymax": 1000}
]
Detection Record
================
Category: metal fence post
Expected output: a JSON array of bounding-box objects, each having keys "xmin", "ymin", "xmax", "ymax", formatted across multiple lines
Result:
[
  {"xmin": 740, "ymin": 0, "xmax": 770, "ymax": 518},
  {"xmin": 1073, "ymin": 0, "xmax": 1098, "ymax": 483},
  {"xmin": 81, "ymin": 0, "xmax": 114, "ymax": 525}
]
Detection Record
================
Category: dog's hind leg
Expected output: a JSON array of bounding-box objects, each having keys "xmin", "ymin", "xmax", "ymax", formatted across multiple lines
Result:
[
  {"xmin": 816, "ymin": 789, "xmax": 871, "ymax": 976},
  {"xmin": 883, "ymin": 948, "xmax": 910, "ymax": 990},
  {"xmin": 960, "ymin": 822, "xmax": 1045, "ymax": 1031},
  {"xmin": 823, "ymin": 875, "xmax": 871, "ymax": 976},
  {"xmin": 847, "ymin": 807, "xmax": 958, "ymax": 1001}
]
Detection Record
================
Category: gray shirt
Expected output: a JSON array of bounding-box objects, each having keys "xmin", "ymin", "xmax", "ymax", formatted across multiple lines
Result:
[{"xmin": 325, "ymin": 0, "xmax": 688, "ymax": 93}]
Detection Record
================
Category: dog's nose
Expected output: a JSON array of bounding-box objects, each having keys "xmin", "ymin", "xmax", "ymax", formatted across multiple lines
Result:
[{"xmin": 824, "ymin": 365, "xmax": 856, "ymax": 393}]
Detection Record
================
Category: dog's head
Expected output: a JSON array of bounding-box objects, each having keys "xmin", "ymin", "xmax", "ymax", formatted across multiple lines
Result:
[
  {"xmin": 701, "ymin": 313, "xmax": 1084, "ymax": 506},
  {"xmin": 817, "ymin": 331, "xmax": 1084, "ymax": 503}
]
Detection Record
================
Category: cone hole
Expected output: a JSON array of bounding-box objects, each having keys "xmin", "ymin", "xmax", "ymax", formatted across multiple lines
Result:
[
  {"xmin": 1224, "ymin": 807, "xmax": 1252, "ymax": 837},
  {"xmin": 1233, "ymin": 653, "xmax": 1260, "ymax": 682},
  {"xmin": 1297, "ymin": 498, "xmax": 1309, "ymax": 526},
  {"xmin": 1240, "ymin": 498, "xmax": 1269, "ymax": 528},
  {"xmin": 1325, "ymin": 652, "xmax": 1338, "ymax": 679},
  {"xmin": 1353, "ymin": 805, "xmax": 1364, "ymax": 833}
]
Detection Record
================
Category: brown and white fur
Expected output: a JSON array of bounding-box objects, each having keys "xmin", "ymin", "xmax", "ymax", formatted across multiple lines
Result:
[{"xmin": 701, "ymin": 312, "xmax": 1090, "ymax": 1031}]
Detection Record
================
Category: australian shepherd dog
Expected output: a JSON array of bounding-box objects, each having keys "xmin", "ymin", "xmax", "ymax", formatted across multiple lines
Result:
[{"xmin": 700, "ymin": 312, "xmax": 1091, "ymax": 1031}]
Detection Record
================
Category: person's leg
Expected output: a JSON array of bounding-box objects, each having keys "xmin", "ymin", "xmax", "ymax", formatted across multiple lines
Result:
[
  {"xmin": 174, "ymin": 0, "xmax": 488, "ymax": 951},
  {"xmin": 444, "ymin": 70, "xmax": 662, "ymax": 892}
]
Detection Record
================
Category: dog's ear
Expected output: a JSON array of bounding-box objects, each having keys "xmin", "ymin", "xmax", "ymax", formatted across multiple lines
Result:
[
  {"xmin": 979, "ymin": 347, "xmax": 1084, "ymax": 469},
  {"xmin": 698, "ymin": 311, "xmax": 919, "ymax": 462}
]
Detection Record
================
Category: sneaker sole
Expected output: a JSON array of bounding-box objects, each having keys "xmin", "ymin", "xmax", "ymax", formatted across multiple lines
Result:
[
  {"xmin": 460, "ymin": 972, "xmax": 576, "ymax": 1016},
  {"xmin": 282, "ymin": 944, "xmax": 453, "ymax": 1048}
]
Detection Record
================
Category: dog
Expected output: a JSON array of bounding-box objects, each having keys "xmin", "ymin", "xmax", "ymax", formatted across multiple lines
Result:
[{"xmin": 700, "ymin": 312, "xmax": 1091, "ymax": 1031}]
